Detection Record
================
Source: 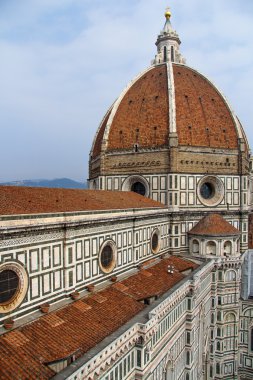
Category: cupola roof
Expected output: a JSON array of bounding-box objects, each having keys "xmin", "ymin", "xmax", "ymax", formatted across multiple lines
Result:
[
  {"xmin": 188, "ymin": 214, "xmax": 240, "ymax": 237},
  {"xmin": 91, "ymin": 63, "xmax": 244, "ymax": 157}
]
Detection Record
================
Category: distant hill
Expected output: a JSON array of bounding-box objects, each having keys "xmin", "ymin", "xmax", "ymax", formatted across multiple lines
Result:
[{"xmin": 0, "ymin": 178, "xmax": 87, "ymax": 189}]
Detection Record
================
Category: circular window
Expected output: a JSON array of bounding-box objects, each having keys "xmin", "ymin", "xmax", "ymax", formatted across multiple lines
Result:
[
  {"xmin": 131, "ymin": 182, "xmax": 146, "ymax": 196},
  {"xmin": 101, "ymin": 245, "xmax": 113, "ymax": 269},
  {"xmin": 197, "ymin": 176, "xmax": 224, "ymax": 207},
  {"xmin": 151, "ymin": 229, "xmax": 160, "ymax": 254},
  {"xmin": 99, "ymin": 241, "xmax": 116, "ymax": 274},
  {"xmin": 122, "ymin": 175, "xmax": 149, "ymax": 197},
  {"xmin": 0, "ymin": 262, "xmax": 28, "ymax": 314},
  {"xmin": 0, "ymin": 270, "xmax": 20, "ymax": 304},
  {"xmin": 200, "ymin": 182, "xmax": 215, "ymax": 200}
]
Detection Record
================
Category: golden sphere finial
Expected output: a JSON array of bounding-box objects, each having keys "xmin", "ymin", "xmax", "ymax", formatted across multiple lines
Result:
[{"xmin": 165, "ymin": 7, "xmax": 171, "ymax": 19}]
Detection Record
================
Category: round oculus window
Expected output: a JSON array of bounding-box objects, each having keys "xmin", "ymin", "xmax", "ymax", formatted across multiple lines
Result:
[
  {"xmin": 122, "ymin": 175, "xmax": 149, "ymax": 197},
  {"xmin": 197, "ymin": 176, "xmax": 224, "ymax": 207},
  {"xmin": 101, "ymin": 245, "xmax": 113, "ymax": 269},
  {"xmin": 200, "ymin": 182, "xmax": 215, "ymax": 200},
  {"xmin": 0, "ymin": 270, "xmax": 20, "ymax": 304},
  {"xmin": 0, "ymin": 262, "xmax": 28, "ymax": 314},
  {"xmin": 131, "ymin": 181, "xmax": 146, "ymax": 196},
  {"xmin": 151, "ymin": 230, "xmax": 160, "ymax": 254},
  {"xmin": 99, "ymin": 241, "xmax": 116, "ymax": 274}
]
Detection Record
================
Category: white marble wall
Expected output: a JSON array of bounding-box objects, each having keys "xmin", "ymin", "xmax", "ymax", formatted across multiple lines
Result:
[{"xmin": 0, "ymin": 209, "xmax": 170, "ymax": 323}]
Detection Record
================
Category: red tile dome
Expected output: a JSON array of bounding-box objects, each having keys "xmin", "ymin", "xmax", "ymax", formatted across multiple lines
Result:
[{"xmin": 91, "ymin": 63, "xmax": 246, "ymax": 158}]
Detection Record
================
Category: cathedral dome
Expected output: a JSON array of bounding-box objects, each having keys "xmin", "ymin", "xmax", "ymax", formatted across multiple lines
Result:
[
  {"xmin": 91, "ymin": 62, "xmax": 243, "ymax": 158},
  {"xmin": 89, "ymin": 8, "xmax": 249, "ymax": 198}
]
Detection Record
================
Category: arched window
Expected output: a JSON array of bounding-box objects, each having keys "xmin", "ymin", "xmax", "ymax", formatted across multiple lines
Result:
[
  {"xmin": 225, "ymin": 313, "xmax": 236, "ymax": 322},
  {"xmin": 245, "ymin": 309, "xmax": 253, "ymax": 318},
  {"xmin": 225, "ymin": 270, "xmax": 236, "ymax": 282},
  {"xmin": 211, "ymin": 313, "xmax": 215, "ymax": 324},
  {"xmin": 166, "ymin": 359, "xmax": 173, "ymax": 379},
  {"xmin": 224, "ymin": 241, "xmax": 232, "ymax": 255},
  {"xmin": 216, "ymin": 363, "xmax": 220, "ymax": 375},
  {"xmin": 185, "ymin": 373, "xmax": 190, "ymax": 380},
  {"xmin": 171, "ymin": 46, "xmax": 175, "ymax": 62},
  {"xmin": 237, "ymin": 239, "xmax": 240, "ymax": 253},
  {"xmin": 217, "ymin": 341, "xmax": 221, "ymax": 351},
  {"xmin": 206, "ymin": 241, "xmax": 216, "ymax": 255},
  {"xmin": 122, "ymin": 175, "xmax": 149, "ymax": 197},
  {"xmin": 217, "ymin": 327, "xmax": 221, "ymax": 337},
  {"xmin": 131, "ymin": 181, "xmax": 146, "ymax": 196},
  {"xmin": 164, "ymin": 46, "xmax": 167, "ymax": 62},
  {"xmin": 186, "ymin": 351, "xmax": 190, "ymax": 365},
  {"xmin": 217, "ymin": 311, "xmax": 222, "ymax": 321},
  {"xmin": 192, "ymin": 239, "xmax": 200, "ymax": 254}
]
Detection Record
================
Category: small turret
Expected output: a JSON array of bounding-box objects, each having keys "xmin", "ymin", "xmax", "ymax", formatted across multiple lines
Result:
[{"xmin": 152, "ymin": 7, "xmax": 185, "ymax": 65}]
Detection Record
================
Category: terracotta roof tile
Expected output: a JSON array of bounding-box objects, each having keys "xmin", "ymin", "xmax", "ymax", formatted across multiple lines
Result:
[
  {"xmin": 0, "ymin": 187, "xmax": 164, "ymax": 216},
  {"xmin": 0, "ymin": 256, "xmax": 198, "ymax": 379},
  {"xmin": 112, "ymin": 283, "xmax": 129, "ymax": 292},
  {"xmin": 3, "ymin": 330, "xmax": 29, "ymax": 348},
  {"xmin": 73, "ymin": 301, "xmax": 92, "ymax": 312},
  {"xmin": 188, "ymin": 214, "xmax": 240, "ymax": 236},
  {"xmin": 173, "ymin": 65, "xmax": 238, "ymax": 149},
  {"xmin": 92, "ymin": 63, "xmax": 241, "ymax": 156},
  {"xmin": 92, "ymin": 294, "xmax": 107, "ymax": 303},
  {"xmin": 115, "ymin": 256, "xmax": 197, "ymax": 301},
  {"xmin": 45, "ymin": 314, "xmax": 65, "ymax": 328},
  {"xmin": 107, "ymin": 65, "xmax": 169, "ymax": 151}
]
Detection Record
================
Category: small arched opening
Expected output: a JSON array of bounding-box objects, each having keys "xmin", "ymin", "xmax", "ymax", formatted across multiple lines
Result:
[
  {"xmin": 206, "ymin": 241, "xmax": 216, "ymax": 256},
  {"xmin": 131, "ymin": 181, "xmax": 146, "ymax": 196},
  {"xmin": 171, "ymin": 46, "xmax": 175, "ymax": 62},
  {"xmin": 224, "ymin": 241, "xmax": 232, "ymax": 256},
  {"xmin": 163, "ymin": 46, "xmax": 167, "ymax": 62},
  {"xmin": 192, "ymin": 239, "xmax": 200, "ymax": 254},
  {"xmin": 225, "ymin": 270, "xmax": 236, "ymax": 282}
]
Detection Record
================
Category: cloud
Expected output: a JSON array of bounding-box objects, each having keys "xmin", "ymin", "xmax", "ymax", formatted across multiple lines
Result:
[{"xmin": 0, "ymin": 0, "xmax": 252, "ymax": 182}]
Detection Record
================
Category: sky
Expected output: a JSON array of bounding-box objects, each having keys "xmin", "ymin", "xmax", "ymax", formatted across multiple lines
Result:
[{"xmin": 0, "ymin": 0, "xmax": 252, "ymax": 182}]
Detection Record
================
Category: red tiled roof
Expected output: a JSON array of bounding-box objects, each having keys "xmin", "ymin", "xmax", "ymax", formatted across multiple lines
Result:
[
  {"xmin": 0, "ymin": 187, "xmax": 164, "ymax": 216},
  {"xmin": 173, "ymin": 65, "xmax": 238, "ymax": 149},
  {"xmin": 0, "ymin": 256, "xmax": 198, "ymax": 380},
  {"xmin": 113, "ymin": 256, "xmax": 197, "ymax": 301},
  {"xmin": 107, "ymin": 65, "xmax": 169, "ymax": 151},
  {"xmin": 91, "ymin": 63, "xmax": 242, "ymax": 156},
  {"xmin": 188, "ymin": 214, "xmax": 240, "ymax": 236}
]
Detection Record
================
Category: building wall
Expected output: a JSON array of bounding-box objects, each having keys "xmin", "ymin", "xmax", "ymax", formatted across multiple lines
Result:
[
  {"xmin": 0, "ymin": 208, "xmax": 169, "ymax": 324},
  {"xmin": 91, "ymin": 173, "xmax": 248, "ymax": 211},
  {"xmin": 1, "ymin": 210, "xmax": 253, "ymax": 379},
  {"xmin": 239, "ymin": 302, "xmax": 253, "ymax": 379}
]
